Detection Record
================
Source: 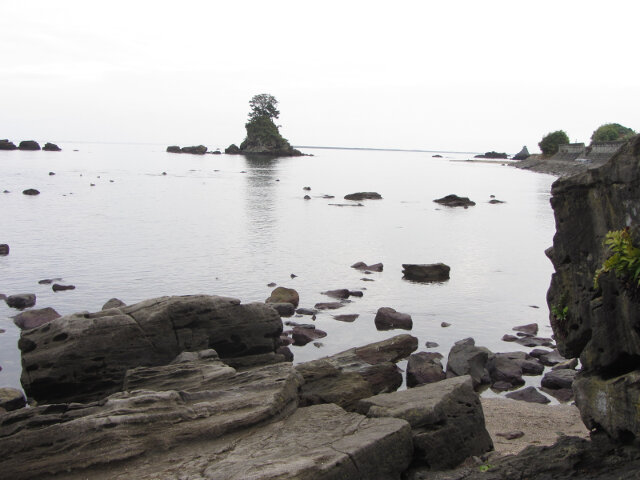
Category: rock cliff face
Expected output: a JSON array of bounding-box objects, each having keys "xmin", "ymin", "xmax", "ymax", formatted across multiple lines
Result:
[{"xmin": 547, "ymin": 134, "xmax": 640, "ymax": 442}]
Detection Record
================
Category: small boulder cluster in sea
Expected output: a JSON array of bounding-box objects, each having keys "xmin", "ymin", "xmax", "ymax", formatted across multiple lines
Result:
[{"xmin": 0, "ymin": 139, "xmax": 60, "ymax": 151}]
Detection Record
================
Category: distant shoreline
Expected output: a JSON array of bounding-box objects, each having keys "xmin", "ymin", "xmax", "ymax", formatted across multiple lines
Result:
[{"xmin": 294, "ymin": 145, "xmax": 481, "ymax": 155}]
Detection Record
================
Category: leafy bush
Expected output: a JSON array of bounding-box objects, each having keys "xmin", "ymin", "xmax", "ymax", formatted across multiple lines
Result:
[
  {"xmin": 240, "ymin": 115, "xmax": 290, "ymax": 150},
  {"xmin": 590, "ymin": 123, "xmax": 636, "ymax": 143},
  {"xmin": 594, "ymin": 228, "xmax": 640, "ymax": 290},
  {"xmin": 538, "ymin": 130, "xmax": 570, "ymax": 156}
]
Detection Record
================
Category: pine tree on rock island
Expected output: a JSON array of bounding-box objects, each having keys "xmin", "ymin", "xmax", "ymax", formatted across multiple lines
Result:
[{"xmin": 225, "ymin": 94, "xmax": 304, "ymax": 157}]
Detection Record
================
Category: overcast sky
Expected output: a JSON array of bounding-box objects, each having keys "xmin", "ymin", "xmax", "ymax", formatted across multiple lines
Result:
[{"xmin": 2, "ymin": 0, "xmax": 638, "ymax": 153}]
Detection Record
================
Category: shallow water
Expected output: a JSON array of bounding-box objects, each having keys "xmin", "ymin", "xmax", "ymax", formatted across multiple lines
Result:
[{"xmin": 0, "ymin": 144, "xmax": 556, "ymax": 395}]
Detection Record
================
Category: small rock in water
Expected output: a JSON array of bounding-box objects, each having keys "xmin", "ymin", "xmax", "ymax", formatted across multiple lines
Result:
[
  {"xmin": 267, "ymin": 282, "xmax": 277, "ymax": 287},
  {"xmin": 313, "ymin": 342, "xmax": 324, "ymax": 348},
  {"xmin": 375, "ymin": 307, "xmax": 413, "ymax": 331},
  {"xmin": 162, "ymin": 172, "xmax": 167, "ymax": 175},
  {"xmin": 333, "ymin": 314, "xmax": 359, "ymax": 322},
  {"xmin": 22, "ymin": 188, "xmax": 40, "ymax": 195},
  {"xmin": 290, "ymin": 273, "xmax": 297, "ymax": 279},
  {"xmin": 314, "ymin": 302, "xmax": 345, "ymax": 310},
  {"xmin": 502, "ymin": 334, "xmax": 518, "ymax": 342},
  {"xmin": 296, "ymin": 308, "xmax": 317, "ymax": 316},
  {"xmin": 48, "ymin": 171, "xmax": 55, "ymax": 176},
  {"xmin": 513, "ymin": 323, "xmax": 538, "ymax": 335},
  {"xmin": 13, "ymin": 307, "xmax": 61, "ymax": 330},
  {"xmin": 441, "ymin": 322, "xmax": 451, "ymax": 327},
  {"xmin": 361, "ymin": 278, "xmax": 374, "ymax": 282},
  {"xmin": 5, "ymin": 293, "xmax": 36, "ymax": 309},
  {"xmin": 303, "ymin": 186, "xmax": 311, "ymax": 191},
  {"xmin": 425, "ymin": 341, "xmax": 439, "ymax": 348},
  {"xmin": 52, "ymin": 283, "xmax": 75, "ymax": 292},
  {"xmin": 0, "ymin": 244, "xmax": 9, "ymax": 255}
]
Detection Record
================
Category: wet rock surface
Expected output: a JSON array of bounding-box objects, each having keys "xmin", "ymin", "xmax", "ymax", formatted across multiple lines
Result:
[
  {"xmin": 12, "ymin": 307, "xmax": 60, "ymax": 330},
  {"xmin": 344, "ymin": 192, "xmax": 383, "ymax": 200},
  {"xmin": 375, "ymin": 307, "xmax": 413, "ymax": 330},
  {"xmin": 5, "ymin": 293, "xmax": 36, "ymax": 309},
  {"xmin": 265, "ymin": 286, "xmax": 299, "ymax": 307},
  {"xmin": 433, "ymin": 194, "xmax": 476, "ymax": 207},
  {"xmin": 406, "ymin": 352, "xmax": 446, "ymax": 387}
]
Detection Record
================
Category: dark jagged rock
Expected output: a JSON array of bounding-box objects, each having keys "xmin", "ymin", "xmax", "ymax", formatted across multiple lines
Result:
[
  {"xmin": 269, "ymin": 302, "xmax": 295, "ymax": 317},
  {"xmin": 0, "ymin": 244, "xmax": 8, "ymax": 255},
  {"xmin": 13, "ymin": 307, "xmax": 60, "ymax": 330},
  {"xmin": 402, "ymin": 263, "xmax": 450, "ymax": 282},
  {"xmin": 512, "ymin": 145, "xmax": 530, "ymax": 160},
  {"xmin": 265, "ymin": 286, "xmax": 299, "ymax": 308},
  {"xmin": 344, "ymin": 192, "xmax": 383, "ymax": 201},
  {"xmin": 42, "ymin": 142, "xmax": 61, "ymax": 151},
  {"xmin": 547, "ymin": 135, "xmax": 640, "ymax": 442},
  {"xmin": 102, "ymin": 298, "xmax": 125, "ymax": 310},
  {"xmin": 505, "ymin": 386, "xmax": 550, "ymax": 404},
  {"xmin": 433, "ymin": 194, "xmax": 476, "ymax": 207},
  {"xmin": 515, "ymin": 336, "xmax": 555, "ymax": 348},
  {"xmin": 513, "ymin": 323, "xmax": 538, "ymax": 335},
  {"xmin": 374, "ymin": 306, "xmax": 413, "ymax": 331},
  {"xmin": 351, "ymin": 261, "xmax": 383, "ymax": 271},
  {"xmin": 487, "ymin": 351, "xmax": 544, "ymax": 390},
  {"xmin": 291, "ymin": 326, "xmax": 327, "ymax": 346},
  {"xmin": 296, "ymin": 307, "xmax": 317, "ymax": 315},
  {"xmin": 474, "ymin": 151, "xmax": 508, "ymax": 159},
  {"xmin": 224, "ymin": 143, "xmax": 241, "ymax": 154},
  {"xmin": 445, "ymin": 338, "xmax": 491, "ymax": 388},
  {"xmin": 166, "ymin": 145, "xmax": 181, "ymax": 153},
  {"xmin": 321, "ymin": 288, "xmax": 350, "ymax": 299},
  {"xmin": 295, "ymin": 334, "xmax": 418, "ymax": 410},
  {"xmin": 52, "ymin": 283, "xmax": 75, "ymax": 292},
  {"xmin": 0, "ymin": 139, "xmax": 17, "ymax": 150},
  {"xmin": 5, "ymin": 293, "xmax": 36, "ymax": 310},
  {"xmin": 19, "ymin": 295, "xmax": 283, "ymax": 404},
  {"xmin": 22, "ymin": 188, "xmax": 40, "ymax": 195},
  {"xmin": 406, "ymin": 351, "xmax": 445, "ymax": 387},
  {"xmin": 356, "ymin": 376, "xmax": 493, "ymax": 470},
  {"xmin": 18, "ymin": 140, "xmax": 40, "ymax": 150},
  {"xmin": 541, "ymin": 368, "xmax": 577, "ymax": 390},
  {"xmin": 180, "ymin": 145, "xmax": 207, "ymax": 154}
]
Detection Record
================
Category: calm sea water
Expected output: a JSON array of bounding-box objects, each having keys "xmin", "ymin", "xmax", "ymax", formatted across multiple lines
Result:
[{"xmin": 0, "ymin": 143, "xmax": 556, "ymax": 395}]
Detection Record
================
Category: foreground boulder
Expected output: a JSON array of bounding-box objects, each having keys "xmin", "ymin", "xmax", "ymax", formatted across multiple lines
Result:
[
  {"xmin": 296, "ymin": 334, "xmax": 418, "ymax": 410},
  {"xmin": 433, "ymin": 194, "xmax": 476, "ymax": 207},
  {"xmin": 406, "ymin": 352, "xmax": 445, "ymax": 387},
  {"xmin": 356, "ymin": 376, "xmax": 493, "ymax": 470},
  {"xmin": 402, "ymin": 263, "xmax": 450, "ymax": 282},
  {"xmin": 19, "ymin": 295, "xmax": 283, "ymax": 404},
  {"xmin": 546, "ymin": 134, "xmax": 640, "ymax": 441}
]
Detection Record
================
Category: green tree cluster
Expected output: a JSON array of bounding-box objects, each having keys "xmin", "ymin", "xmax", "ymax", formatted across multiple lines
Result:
[
  {"xmin": 590, "ymin": 123, "xmax": 636, "ymax": 143},
  {"xmin": 538, "ymin": 130, "xmax": 570, "ymax": 156}
]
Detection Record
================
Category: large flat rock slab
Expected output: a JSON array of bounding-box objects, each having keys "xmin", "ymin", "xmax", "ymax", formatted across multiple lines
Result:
[
  {"xmin": 0, "ymin": 360, "xmax": 301, "ymax": 479},
  {"xmin": 43, "ymin": 404, "xmax": 413, "ymax": 480},
  {"xmin": 356, "ymin": 375, "xmax": 493, "ymax": 470},
  {"xmin": 296, "ymin": 334, "xmax": 418, "ymax": 409},
  {"xmin": 19, "ymin": 295, "xmax": 283, "ymax": 403}
]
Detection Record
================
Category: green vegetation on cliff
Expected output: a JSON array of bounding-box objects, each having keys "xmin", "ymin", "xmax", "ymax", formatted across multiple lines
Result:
[
  {"xmin": 594, "ymin": 227, "xmax": 640, "ymax": 290},
  {"xmin": 590, "ymin": 123, "xmax": 636, "ymax": 143},
  {"xmin": 538, "ymin": 130, "xmax": 570, "ymax": 156}
]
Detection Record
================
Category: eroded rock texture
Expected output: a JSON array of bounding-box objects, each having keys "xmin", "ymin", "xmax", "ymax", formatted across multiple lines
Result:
[
  {"xmin": 19, "ymin": 295, "xmax": 283, "ymax": 404},
  {"xmin": 547, "ymin": 134, "xmax": 640, "ymax": 441}
]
